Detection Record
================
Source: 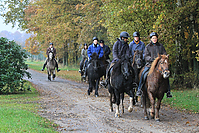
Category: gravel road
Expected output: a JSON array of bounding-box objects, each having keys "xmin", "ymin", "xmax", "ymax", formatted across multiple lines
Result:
[{"xmin": 24, "ymin": 69, "xmax": 199, "ymax": 133}]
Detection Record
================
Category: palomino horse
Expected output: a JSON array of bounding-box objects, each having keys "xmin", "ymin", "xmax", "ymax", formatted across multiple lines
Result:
[
  {"xmin": 131, "ymin": 50, "xmax": 144, "ymax": 104},
  {"xmin": 46, "ymin": 51, "xmax": 56, "ymax": 81},
  {"xmin": 140, "ymin": 54, "xmax": 170, "ymax": 122},
  {"xmin": 87, "ymin": 52, "xmax": 106, "ymax": 97},
  {"xmin": 108, "ymin": 55, "xmax": 135, "ymax": 117}
]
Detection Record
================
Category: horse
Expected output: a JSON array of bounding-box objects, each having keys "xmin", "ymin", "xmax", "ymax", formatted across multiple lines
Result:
[
  {"xmin": 140, "ymin": 54, "xmax": 170, "ymax": 122},
  {"xmin": 86, "ymin": 52, "xmax": 106, "ymax": 97},
  {"xmin": 108, "ymin": 55, "xmax": 135, "ymax": 117},
  {"xmin": 131, "ymin": 50, "xmax": 144, "ymax": 104},
  {"xmin": 46, "ymin": 51, "xmax": 56, "ymax": 81}
]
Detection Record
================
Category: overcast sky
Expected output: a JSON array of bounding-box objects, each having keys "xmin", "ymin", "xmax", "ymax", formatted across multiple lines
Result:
[{"xmin": 0, "ymin": 16, "xmax": 24, "ymax": 33}]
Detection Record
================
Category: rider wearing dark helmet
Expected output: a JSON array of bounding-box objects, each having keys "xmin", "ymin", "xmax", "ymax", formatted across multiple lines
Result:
[
  {"xmin": 136, "ymin": 32, "xmax": 172, "ymax": 98},
  {"xmin": 79, "ymin": 43, "xmax": 88, "ymax": 74},
  {"xmin": 129, "ymin": 31, "xmax": 145, "ymax": 61},
  {"xmin": 101, "ymin": 31, "xmax": 131, "ymax": 87},
  {"xmin": 99, "ymin": 39, "xmax": 111, "ymax": 63},
  {"xmin": 41, "ymin": 42, "xmax": 60, "ymax": 72}
]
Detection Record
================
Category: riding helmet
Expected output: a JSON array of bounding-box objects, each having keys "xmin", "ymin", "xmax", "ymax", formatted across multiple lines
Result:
[
  {"xmin": 150, "ymin": 32, "xmax": 158, "ymax": 38},
  {"xmin": 133, "ymin": 32, "xmax": 140, "ymax": 37},
  {"xmin": 84, "ymin": 43, "xmax": 88, "ymax": 46},
  {"xmin": 120, "ymin": 31, "xmax": 130, "ymax": 39},
  {"xmin": 49, "ymin": 42, "xmax": 53, "ymax": 45},
  {"xmin": 92, "ymin": 37, "xmax": 98, "ymax": 41},
  {"xmin": 99, "ymin": 40, "xmax": 104, "ymax": 44}
]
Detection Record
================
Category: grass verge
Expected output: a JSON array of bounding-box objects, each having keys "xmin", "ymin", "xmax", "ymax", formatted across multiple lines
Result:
[
  {"xmin": 26, "ymin": 60, "xmax": 81, "ymax": 82},
  {"xmin": 162, "ymin": 88, "xmax": 199, "ymax": 113},
  {"xmin": 0, "ymin": 81, "xmax": 58, "ymax": 132}
]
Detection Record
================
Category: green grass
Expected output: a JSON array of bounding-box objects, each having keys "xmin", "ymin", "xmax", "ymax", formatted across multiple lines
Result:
[
  {"xmin": 26, "ymin": 60, "xmax": 79, "ymax": 71},
  {"xmin": 26, "ymin": 60, "xmax": 81, "ymax": 82},
  {"xmin": 0, "ymin": 81, "xmax": 58, "ymax": 132},
  {"xmin": 162, "ymin": 88, "xmax": 199, "ymax": 113}
]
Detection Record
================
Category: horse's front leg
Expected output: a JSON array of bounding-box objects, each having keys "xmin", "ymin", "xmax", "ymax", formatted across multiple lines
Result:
[
  {"xmin": 95, "ymin": 78, "xmax": 100, "ymax": 97},
  {"xmin": 108, "ymin": 84, "xmax": 114, "ymax": 112},
  {"xmin": 148, "ymin": 91, "xmax": 155, "ymax": 119},
  {"xmin": 115, "ymin": 90, "xmax": 120, "ymax": 118},
  {"xmin": 155, "ymin": 96, "xmax": 164, "ymax": 122},
  {"xmin": 52, "ymin": 70, "xmax": 56, "ymax": 80},
  {"xmin": 88, "ymin": 80, "xmax": 93, "ymax": 95},
  {"xmin": 143, "ymin": 93, "xmax": 149, "ymax": 120},
  {"xmin": 127, "ymin": 90, "xmax": 134, "ymax": 112},
  {"xmin": 121, "ymin": 93, "xmax": 124, "ymax": 114},
  {"xmin": 48, "ymin": 70, "xmax": 51, "ymax": 81}
]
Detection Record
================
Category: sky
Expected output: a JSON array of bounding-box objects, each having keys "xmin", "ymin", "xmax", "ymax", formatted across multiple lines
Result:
[{"xmin": 0, "ymin": 16, "xmax": 24, "ymax": 33}]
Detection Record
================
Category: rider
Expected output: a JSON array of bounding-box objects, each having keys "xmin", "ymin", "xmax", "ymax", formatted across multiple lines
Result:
[
  {"xmin": 101, "ymin": 31, "xmax": 130, "ymax": 87},
  {"xmin": 136, "ymin": 32, "xmax": 172, "ymax": 98},
  {"xmin": 79, "ymin": 43, "xmax": 88, "ymax": 74},
  {"xmin": 83, "ymin": 37, "xmax": 104, "ymax": 78},
  {"xmin": 99, "ymin": 40, "xmax": 111, "ymax": 63},
  {"xmin": 41, "ymin": 42, "xmax": 60, "ymax": 72},
  {"xmin": 129, "ymin": 31, "xmax": 145, "ymax": 61}
]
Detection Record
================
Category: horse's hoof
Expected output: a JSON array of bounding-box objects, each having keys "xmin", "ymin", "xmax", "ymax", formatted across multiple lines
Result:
[
  {"xmin": 110, "ymin": 108, "xmax": 113, "ymax": 112},
  {"xmin": 128, "ymin": 107, "xmax": 133, "ymax": 112},
  {"xmin": 87, "ymin": 90, "xmax": 90, "ymax": 95},
  {"xmin": 144, "ymin": 116, "xmax": 149, "ymax": 120},
  {"xmin": 115, "ymin": 113, "xmax": 120, "ymax": 118},
  {"xmin": 140, "ymin": 105, "xmax": 143, "ymax": 108},
  {"xmin": 150, "ymin": 116, "xmax": 155, "ymax": 119},
  {"xmin": 53, "ymin": 78, "xmax": 54, "ymax": 80},
  {"xmin": 95, "ymin": 95, "xmax": 98, "ymax": 97},
  {"xmin": 156, "ymin": 118, "xmax": 160, "ymax": 122}
]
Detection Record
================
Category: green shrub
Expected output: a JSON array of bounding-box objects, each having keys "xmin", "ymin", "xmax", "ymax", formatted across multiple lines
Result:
[
  {"xmin": 0, "ymin": 37, "xmax": 31, "ymax": 94},
  {"xmin": 172, "ymin": 71, "xmax": 198, "ymax": 89}
]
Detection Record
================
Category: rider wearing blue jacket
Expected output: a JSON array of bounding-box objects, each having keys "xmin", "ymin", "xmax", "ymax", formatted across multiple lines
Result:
[
  {"xmin": 129, "ymin": 32, "xmax": 145, "ymax": 60},
  {"xmin": 87, "ymin": 37, "xmax": 104, "ymax": 60},
  {"xmin": 82, "ymin": 37, "xmax": 104, "ymax": 78}
]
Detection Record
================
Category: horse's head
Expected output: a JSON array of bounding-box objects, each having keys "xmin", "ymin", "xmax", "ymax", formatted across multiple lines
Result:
[
  {"xmin": 48, "ymin": 51, "xmax": 54, "ymax": 61},
  {"xmin": 133, "ymin": 50, "xmax": 144, "ymax": 69},
  {"xmin": 157, "ymin": 54, "xmax": 170, "ymax": 78},
  {"xmin": 90, "ymin": 52, "xmax": 99, "ymax": 71},
  {"xmin": 120, "ymin": 55, "xmax": 131, "ymax": 80}
]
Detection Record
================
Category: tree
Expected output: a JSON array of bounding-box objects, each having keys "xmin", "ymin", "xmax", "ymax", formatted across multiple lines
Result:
[
  {"xmin": 24, "ymin": 35, "xmax": 40, "ymax": 61},
  {"xmin": 0, "ymin": 37, "xmax": 31, "ymax": 94}
]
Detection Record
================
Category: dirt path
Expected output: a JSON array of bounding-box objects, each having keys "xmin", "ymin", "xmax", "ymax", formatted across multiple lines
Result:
[{"xmin": 24, "ymin": 69, "xmax": 199, "ymax": 133}]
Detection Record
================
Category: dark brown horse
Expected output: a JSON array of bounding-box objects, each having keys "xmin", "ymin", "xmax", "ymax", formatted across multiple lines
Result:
[
  {"xmin": 140, "ymin": 54, "xmax": 170, "ymax": 122},
  {"xmin": 131, "ymin": 50, "xmax": 144, "ymax": 104}
]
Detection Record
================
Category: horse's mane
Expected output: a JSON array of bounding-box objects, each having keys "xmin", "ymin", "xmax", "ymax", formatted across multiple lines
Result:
[
  {"xmin": 90, "ymin": 52, "xmax": 98, "ymax": 60},
  {"xmin": 132, "ymin": 50, "xmax": 138, "ymax": 65},
  {"xmin": 148, "ymin": 56, "xmax": 161, "ymax": 76},
  {"xmin": 148, "ymin": 54, "xmax": 168, "ymax": 76}
]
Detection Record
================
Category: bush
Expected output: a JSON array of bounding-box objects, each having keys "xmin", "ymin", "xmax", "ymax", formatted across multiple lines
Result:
[
  {"xmin": 0, "ymin": 37, "xmax": 31, "ymax": 94},
  {"xmin": 172, "ymin": 71, "xmax": 198, "ymax": 89}
]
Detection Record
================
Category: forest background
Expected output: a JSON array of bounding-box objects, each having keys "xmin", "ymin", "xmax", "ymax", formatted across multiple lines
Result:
[{"xmin": 1, "ymin": 0, "xmax": 199, "ymax": 88}]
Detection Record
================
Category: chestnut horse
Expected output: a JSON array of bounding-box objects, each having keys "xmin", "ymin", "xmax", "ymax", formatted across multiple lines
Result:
[{"xmin": 140, "ymin": 54, "xmax": 170, "ymax": 122}]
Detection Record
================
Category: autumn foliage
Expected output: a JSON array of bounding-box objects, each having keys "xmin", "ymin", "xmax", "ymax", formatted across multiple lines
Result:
[{"xmin": 1, "ymin": 0, "xmax": 199, "ymax": 88}]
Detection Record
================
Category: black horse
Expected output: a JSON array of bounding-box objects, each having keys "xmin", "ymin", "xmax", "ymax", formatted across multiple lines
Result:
[
  {"xmin": 108, "ymin": 55, "xmax": 135, "ymax": 117},
  {"xmin": 131, "ymin": 50, "xmax": 144, "ymax": 103},
  {"xmin": 86, "ymin": 52, "xmax": 106, "ymax": 97}
]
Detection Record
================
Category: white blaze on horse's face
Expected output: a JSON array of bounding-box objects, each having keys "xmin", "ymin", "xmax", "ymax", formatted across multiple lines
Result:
[{"xmin": 161, "ymin": 58, "xmax": 170, "ymax": 79}]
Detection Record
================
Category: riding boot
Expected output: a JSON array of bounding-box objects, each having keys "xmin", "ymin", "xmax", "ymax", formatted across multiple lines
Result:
[
  {"xmin": 166, "ymin": 79, "xmax": 172, "ymax": 98},
  {"xmin": 41, "ymin": 64, "xmax": 46, "ymax": 71},
  {"xmin": 55, "ymin": 59, "xmax": 60, "ymax": 72},
  {"xmin": 136, "ymin": 67, "xmax": 150, "ymax": 96}
]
